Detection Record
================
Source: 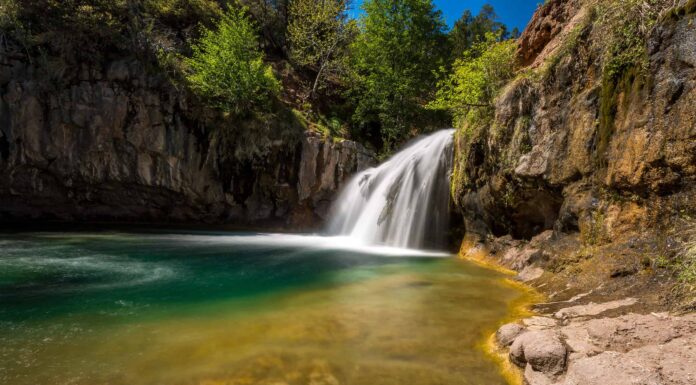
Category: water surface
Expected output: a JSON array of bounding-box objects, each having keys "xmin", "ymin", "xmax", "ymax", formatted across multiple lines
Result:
[{"xmin": 0, "ymin": 231, "xmax": 528, "ymax": 385}]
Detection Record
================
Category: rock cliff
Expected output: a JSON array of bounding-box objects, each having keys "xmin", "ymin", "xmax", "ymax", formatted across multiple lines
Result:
[
  {"xmin": 454, "ymin": 0, "xmax": 696, "ymax": 282},
  {"xmin": 459, "ymin": 3, "xmax": 696, "ymax": 383},
  {"xmin": 0, "ymin": 55, "xmax": 374, "ymax": 227}
]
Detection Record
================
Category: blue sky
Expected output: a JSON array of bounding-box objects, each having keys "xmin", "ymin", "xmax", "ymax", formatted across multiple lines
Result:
[{"xmin": 348, "ymin": 0, "xmax": 543, "ymax": 32}]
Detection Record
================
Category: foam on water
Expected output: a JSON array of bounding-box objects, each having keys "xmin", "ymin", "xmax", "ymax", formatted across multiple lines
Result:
[
  {"xmin": 22, "ymin": 231, "xmax": 452, "ymax": 257},
  {"xmin": 0, "ymin": 242, "xmax": 177, "ymax": 292},
  {"xmin": 148, "ymin": 233, "xmax": 451, "ymax": 257}
]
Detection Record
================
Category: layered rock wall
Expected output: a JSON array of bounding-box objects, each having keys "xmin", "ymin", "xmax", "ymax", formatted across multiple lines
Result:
[
  {"xmin": 0, "ymin": 56, "xmax": 374, "ymax": 227},
  {"xmin": 454, "ymin": 0, "xmax": 696, "ymax": 245}
]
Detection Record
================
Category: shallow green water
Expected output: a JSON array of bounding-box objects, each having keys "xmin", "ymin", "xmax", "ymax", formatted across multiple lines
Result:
[{"xmin": 0, "ymin": 231, "xmax": 527, "ymax": 385}]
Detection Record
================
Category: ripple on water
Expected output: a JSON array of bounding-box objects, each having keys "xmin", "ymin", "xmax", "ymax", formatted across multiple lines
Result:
[{"xmin": 0, "ymin": 241, "xmax": 178, "ymax": 295}]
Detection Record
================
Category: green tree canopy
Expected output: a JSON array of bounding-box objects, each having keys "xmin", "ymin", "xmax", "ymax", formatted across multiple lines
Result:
[
  {"xmin": 429, "ymin": 32, "xmax": 517, "ymax": 127},
  {"xmin": 288, "ymin": 0, "xmax": 356, "ymax": 99},
  {"xmin": 237, "ymin": 0, "xmax": 291, "ymax": 55},
  {"xmin": 185, "ymin": 7, "xmax": 280, "ymax": 117},
  {"xmin": 349, "ymin": 0, "xmax": 448, "ymax": 149},
  {"xmin": 449, "ymin": 4, "xmax": 509, "ymax": 59}
]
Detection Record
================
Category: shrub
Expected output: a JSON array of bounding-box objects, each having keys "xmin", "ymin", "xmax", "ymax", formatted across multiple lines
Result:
[
  {"xmin": 144, "ymin": 0, "xmax": 220, "ymax": 25},
  {"xmin": 428, "ymin": 32, "xmax": 516, "ymax": 128},
  {"xmin": 184, "ymin": 7, "xmax": 280, "ymax": 117},
  {"xmin": 237, "ymin": 0, "xmax": 291, "ymax": 54},
  {"xmin": 287, "ymin": 0, "xmax": 356, "ymax": 99},
  {"xmin": 595, "ymin": 0, "xmax": 664, "ymax": 81},
  {"xmin": 428, "ymin": 31, "xmax": 516, "ymax": 199}
]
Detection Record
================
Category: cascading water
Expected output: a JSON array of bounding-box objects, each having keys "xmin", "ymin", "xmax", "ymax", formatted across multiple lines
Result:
[{"xmin": 327, "ymin": 129, "xmax": 455, "ymax": 250}]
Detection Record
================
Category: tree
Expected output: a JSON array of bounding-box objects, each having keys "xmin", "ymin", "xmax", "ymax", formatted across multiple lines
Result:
[
  {"xmin": 449, "ymin": 4, "xmax": 508, "ymax": 58},
  {"xmin": 349, "ymin": 0, "xmax": 448, "ymax": 149},
  {"xmin": 185, "ymin": 7, "xmax": 280, "ymax": 116},
  {"xmin": 0, "ymin": 0, "xmax": 19, "ymax": 32},
  {"xmin": 237, "ymin": 0, "xmax": 291, "ymax": 55},
  {"xmin": 287, "ymin": 0, "xmax": 356, "ymax": 99},
  {"xmin": 510, "ymin": 27, "xmax": 520, "ymax": 39},
  {"xmin": 429, "ymin": 32, "xmax": 517, "ymax": 127}
]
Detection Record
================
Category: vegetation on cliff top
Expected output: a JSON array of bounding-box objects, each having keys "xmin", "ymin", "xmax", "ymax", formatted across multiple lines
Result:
[
  {"xmin": 449, "ymin": 4, "xmax": 518, "ymax": 61},
  {"xmin": 348, "ymin": 0, "xmax": 448, "ymax": 149},
  {"xmin": 429, "ymin": 32, "xmax": 517, "ymax": 128},
  {"xmin": 287, "ymin": 0, "xmax": 356, "ymax": 101},
  {"xmin": 185, "ymin": 7, "xmax": 280, "ymax": 117},
  {"xmin": 0, "ymin": 0, "xmax": 516, "ymax": 156},
  {"xmin": 427, "ymin": 31, "xmax": 516, "ymax": 194},
  {"xmin": 441, "ymin": 0, "xmax": 690, "ymax": 195}
]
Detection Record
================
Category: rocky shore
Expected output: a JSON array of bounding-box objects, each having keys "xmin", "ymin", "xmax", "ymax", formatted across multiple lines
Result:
[
  {"xmin": 463, "ymin": 230, "xmax": 696, "ymax": 385},
  {"xmin": 495, "ymin": 301, "xmax": 696, "ymax": 385}
]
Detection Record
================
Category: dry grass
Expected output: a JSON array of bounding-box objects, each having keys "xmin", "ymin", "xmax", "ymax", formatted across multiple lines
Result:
[{"xmin": 677, "ymin": 224, "xmax": 696, "ymax": 304}]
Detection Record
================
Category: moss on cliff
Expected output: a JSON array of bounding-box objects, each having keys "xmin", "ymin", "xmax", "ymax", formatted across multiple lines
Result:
[
  {"xmin": 449, "ymin": 0, "xmax": 696, "ymax": 248},
  {"xmin": 596, "ymin": 66, "xmax": 646, "ymax": 168},
  {"xmin": 663, "ymin": 0, "xmax": 696, "ymax": 21},
  {"xmin": 450, "ymin": 108, "xmax": 491, "ymax": 203}
]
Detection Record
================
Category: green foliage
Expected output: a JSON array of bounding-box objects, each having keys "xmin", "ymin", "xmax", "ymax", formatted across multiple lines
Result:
[
  {"xmin": 144, "ymin": 0, "xmax": 220, "ymax": 24},
  {"xmin": 2, "ymin": 0, "xmax": 221, "ymax": 63},
  {"xmin": 432, "ymin": 31, "xmax": 516, "ymax": 199},
  {"xmin": 185, "ymin": 7, "xmax": 280, "ymax": 117},
  {"xmin": 429, "ymin": 32, "xmax": 517, "ymax": 128},
  {"xmin": 314, "ymin": 114, "xmax": 348, "ymax": 138},
  {"xmin": 596, "ymin": 0, "xmax": 663, "ymax": 81},
  {"xmin": 237, "ymin": 0, "xmax": 291, "ymax": 53},
  {"xmin": 287, "ymin": 0, "xmax": 356, "ymax": 99},
  {"xmin": 0, "ymin": 0, "xmax": 19, "ymax": 32},
  {"xmin": 449, "ymin": 5, "xmax": 510, "ymax": 59},
  {"xmin": 349, "ymin": 0, "xmax": 448, "ymax": 149},
  {"xmin": 592, "ymin": 0, "xmax": 669, "ymax": 166}
]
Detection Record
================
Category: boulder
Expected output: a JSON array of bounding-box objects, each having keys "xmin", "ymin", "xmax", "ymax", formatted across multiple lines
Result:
[
  {"xmin": 501, "ymin": 246, "xmax": 547, "ymax": 270},
  {"xmin": 509, "ymin": 330, "xmax": 568, "ymax": 375},
  {"xmin": 525, "ymin": 364, "xmax": 554, "ymax": 385},
  {"xmin": 496, "ymin": 323, "xmax": 526, "ymax": 347}
]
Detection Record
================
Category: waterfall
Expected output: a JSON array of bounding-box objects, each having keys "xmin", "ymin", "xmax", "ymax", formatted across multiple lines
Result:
[{"xmin": 327, "ymin": 129, "xmax": 455, "ymax": 250}]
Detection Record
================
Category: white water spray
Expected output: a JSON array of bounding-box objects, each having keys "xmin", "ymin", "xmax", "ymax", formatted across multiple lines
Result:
[{"xmin": 327, "ymin": 129, "xmax": 455, "ymax": 250}]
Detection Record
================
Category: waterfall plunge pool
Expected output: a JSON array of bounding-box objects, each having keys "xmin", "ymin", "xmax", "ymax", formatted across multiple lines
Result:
[
  {"xmin": 1, "ymin": 129, "xmax": 532, "ymax": 384},
  {"xmin": 0, "ymin": 230, "xmax": 532, "ymax": 385}
]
